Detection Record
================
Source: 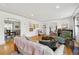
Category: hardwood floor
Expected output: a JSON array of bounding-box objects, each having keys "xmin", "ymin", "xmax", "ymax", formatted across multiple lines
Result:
[
  {"xmin": 0, "ymin": 39, "xmax": 16, "ymax": 55},
  {"xmin": 31, "ymin": 35, "xmax": 43, "ymax": 42},
  {"xmin": 65, "ymin": 47, "xmax": 73, "ymax": 55}
]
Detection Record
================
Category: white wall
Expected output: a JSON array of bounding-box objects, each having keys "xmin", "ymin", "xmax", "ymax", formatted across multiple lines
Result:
[
  {"xmin": 44, "ymin": 16, "xmax": 74, "ymax": 35},
  {"xmin": 20, "ymin": 18, "xmax": 43, "ymax": 37},
  {"xmin": 0, "ymin": 18, "xmax": 5, "ymax": 45},
  {"xmin": 0, "ymin": 10, "xmax": 42, "ymax": 45}
]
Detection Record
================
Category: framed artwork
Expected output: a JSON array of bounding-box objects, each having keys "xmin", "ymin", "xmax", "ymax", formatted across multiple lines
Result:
[
  {"xmin": 29, "ymin": 28, "xmax": 33, "ymax": 31},
  {"xmin": 29, "ymin": 23, "xmax": 39, "ymax": 32},
  {"xmin": 61, "ymin": 24, "xmax": 68, "ymax": 29}
]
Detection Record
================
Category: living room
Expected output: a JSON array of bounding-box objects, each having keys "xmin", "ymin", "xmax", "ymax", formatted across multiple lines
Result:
[{"xmin": 0, "ymin": 3, "xmax": 79, "ymax": 55}]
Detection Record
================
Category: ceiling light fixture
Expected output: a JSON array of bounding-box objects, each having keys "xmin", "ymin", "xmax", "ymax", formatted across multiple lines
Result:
[
  {"xmin": 32, "ymin": 14, "xmax": 34, "ymax": 16},
  {"xmin": 56, "ymin": 5, "xmax": 60, "ymax": 9}
]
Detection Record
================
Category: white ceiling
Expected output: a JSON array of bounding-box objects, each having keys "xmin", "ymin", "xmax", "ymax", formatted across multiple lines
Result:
[{"xmin": 0, "ymin": 3, "xmax": 79, "ymax": 22}]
